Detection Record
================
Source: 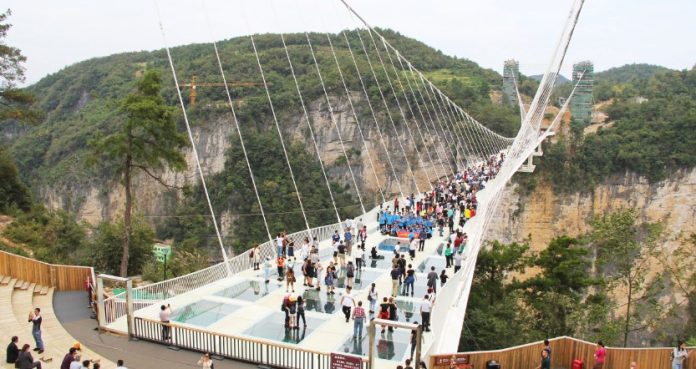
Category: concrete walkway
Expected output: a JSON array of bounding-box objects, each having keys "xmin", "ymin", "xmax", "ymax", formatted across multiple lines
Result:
[{"xmin": 53, "ymin": 291, "xmax": 257, "ymax": 369}]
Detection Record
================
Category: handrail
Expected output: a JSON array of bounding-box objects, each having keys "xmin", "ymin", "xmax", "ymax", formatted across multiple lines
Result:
[{"xmin": 133, "ymin": 316, "xmax": 370, "ymax": 369}]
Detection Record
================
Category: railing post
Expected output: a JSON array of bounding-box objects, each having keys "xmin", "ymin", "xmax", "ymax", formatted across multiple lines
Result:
[
  {"xmin": 126, "ymin": 278, "xmax": 134, "ymax": 340},
  {"xmin": 368, "ymin": 319, "xmax": 376, "ymax": 369},
  {"xmin": 49, "ymin": 265, "xmax": 57, "ymax": 288},
  {"xmin": 96, "ymin": 277, "xmax": 106, "ymax": 330}
]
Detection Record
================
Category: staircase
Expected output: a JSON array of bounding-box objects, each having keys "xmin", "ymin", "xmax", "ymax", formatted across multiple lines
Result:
[{"xmin": 0, "ymin": 275, "xmax": 116, "ymax": 369}]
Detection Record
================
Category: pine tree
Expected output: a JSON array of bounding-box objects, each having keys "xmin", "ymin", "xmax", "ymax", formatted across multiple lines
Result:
[{"xmin": 91, "ymin": 70, "xmax": 188, "ymax": 277}]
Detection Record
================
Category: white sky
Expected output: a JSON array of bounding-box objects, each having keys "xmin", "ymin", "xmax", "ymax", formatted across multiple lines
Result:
[{"xmin": 5, "ymin": 0, "xmax": 696, "ymax": 86}]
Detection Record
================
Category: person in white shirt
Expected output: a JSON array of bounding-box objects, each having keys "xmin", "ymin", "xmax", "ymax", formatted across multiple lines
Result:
[
  {"xmin": 339, "ymin": 287, "xmax": 356, "ymax": 323},
  {"xmin": 159, "ymin": 304, "xmax": 172, "ymax": 341},
  {"xmin": 672, "ymin": 340, "xmax": 690, "ymax": 369},
  {"xmin": 354, "ymin": 246, "xmax": 364, "ymax": 271},
  {"xmin": 419, "ymin": 296, "xmax": 432, "ymax": 332}
]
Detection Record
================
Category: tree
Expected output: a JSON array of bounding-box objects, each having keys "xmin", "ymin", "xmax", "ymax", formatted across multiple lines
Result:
[
  {"xmin": 524, "ymin": 236, "xmax": 597, "ymax": 337},
  {"xmin": 461, "ymin": 240, "xmax": 539, "ymax": 350},
  {"xmin": 91, "ymin": 215, "xmax": 155, "ymax": 276},
  {"xmin": 658, "ymin": 234, "xmax": 696, "ymax": 340},
  {"xmin": 590, "ymin": 209, "xmax": 664, "ymax": 346},
  {"xmin": 0, "ymin": 147, "xmax": 31, "ymax": 212},
  {"xmin": 90, "ymin": 70, "xmax": 188, "ymax": 277},
  {"xmin": 0, "ymin": 10, "xmax": 41, "ymax": 123}
]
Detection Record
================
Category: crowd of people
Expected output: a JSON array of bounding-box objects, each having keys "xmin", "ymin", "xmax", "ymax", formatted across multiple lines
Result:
[{"xmin": 6, "ymin": 334, "xmax": 130, "ymax": 369}]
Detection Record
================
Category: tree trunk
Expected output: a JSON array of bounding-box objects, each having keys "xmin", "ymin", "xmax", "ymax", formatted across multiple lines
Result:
[
  {"xmin": 120, "ymin": 134, "xmax": 133, "ymax": 277},
  {"xmin": 623, "ymin": 278, "xmax": 632, "ymax": 347}
]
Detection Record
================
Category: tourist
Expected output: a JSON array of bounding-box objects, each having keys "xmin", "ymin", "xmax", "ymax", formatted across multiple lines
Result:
[
  {"xmin": 340, "ymin": 286, "xmax": 356, "ymax": 323},
  {"xmin": 418, "ymin": 231, "xmax": 426, "ymax": 252},
  {"xmin": 354, "ymin": 245, "xmax": 364, "ymax": 271},
  {"xmin": 115, "ymin": 359, "xmax": 128, "ymax": 369},
  {"xmin": 387, "ymin": 297, "xmax": 398, "ymax": 331},
  {"xmin": 68, "ymin": 355, "xmax": 82, "ymax": 369},
  {"xmin": 403, "ymin": 264, "xmax": 415, "ymax": 297},
  {"xmin": 60, "ymin": 347, "xmax": 78, "ymax": 369},
  {"xmin": 27, "ymin": 308, "xmax": 44, "ymax": 354},
  {"xmin": 378, "ymin": 297, "xmax": 390, "ymax": 333},
  {"xmin": 368, "ymin": 283, "xmax": 379, "ymax": 314},
  {"xmin": 427, "ymin": 267, "xmax": 439, "ymax": 294},
  {"xmin": 300, "ymin": 238, "xmax": 310, "ymax": 263},
  {"xmin": 404, "ymin": 358, "xmax": 414, "ymax": 369},
  {"xmin": 390, "ymin": 265, "xmax": 401, "ymax": 298},
  {"xmin": 345, "ymin": 228, "xmax": 353, "ymax": 255},
  {"xmin": 285, "ymin": 267, "xmax": 296, "ymax": 293},
  {"xmin": 543, "ymin": 339, "xmax": 552, "ymax": 359},
  {"xmin": 276, "ymin": 256, "xmax": 285, "ymax": 282},
  {"xmin": 419, "ymin": 360, "xmax": 428, "ymax": 369},
  {"xmin": 197, "ymin": 352, "xmax": 213, "ymax": 369},
  {"xmin": 592, "ymin": 341, "xmax": 606, "ymax": 369},
  {"xmin": 444, "ymin": 243, "xmax": 453, "ymax": 268},
  {"xmin": 337, "ymin": 241, "xmax": 347, "ymax": 267},
  {"xmin": 324, "ymin": 262, "xmax": 336, "ymax": 295},
  {"xmin": 296, "ymin": 295, "xmax": 307, "ymax": 328},
  {"xmin": 358, "ymin": 226, "xmax": 367, "ymax": 248},
  {"xmin": 409, "ymin": 238, "xmax": 417, "ymax": 260},
  {"xmin": 84, "ymin": 276, "xmax": 93, "ymax": 308},
  {"xmin": 159, "ymin": 304, "xmax": 172, "ymax": 341},
  {"xmin": 439, "ymin": 269, "xmax": 448, "ymax": 287},
  {"xmin": 315, "ymin": 261, "xmax": 323, "ymax": 291},
  {"xmin": 346, "ymin": 261, "xmax": 355, "ymax": 288},
  {"xmin": 17, "ymin": 344, "xmax": 41, "ymax": 369},
  {"xmin": 287, "ymin": 241, "xmax": 295, "ymax": 263},
  {"xmin": 93, "ymin": 364, "xmax": 100, "ymax": 369},
  {"xmin": 672, "ymin": 340, "xmax": 690, "ymax": 369},
  {"xmin": 535, "ymin": 349, "xmax": 551, "ymax": 369},
  {"xmin": 398, "ymin": 255, "xmax": 407, "ymax": 284},
  {"xmin": 276, "ymin": 233, "xmax": 284, "ymax": 257},
  {"xmin": 251, "ymin": 246, "xmax": 260, "ymax": 270},
  {"xmin": 420, "ymin": 295, "xmax": 432, "ymax": 332},
  {"xmin": 6, "ymin": 336, "xmax": 19, "ymax": 365},
  {"xmin": 287, "ymin": 296, "xmax": 298, "ymax": 329},
  {"xmin": 371, "ymin": 246, "xmax": 383, "ymax": 259},
  {"xmin": 263, "ymin": 256, "xmax": 272, "ymax": 283},
  {"xmin": 629, "ymin": 362, "xmax": 637, "ymax": 369},
  {"xmin": 453, "ymin": 251, "xmax": 463, "ymax": 273},
  {"xmin": 352, "ymin": 300, "xmax": 366, "ymax": 339}
]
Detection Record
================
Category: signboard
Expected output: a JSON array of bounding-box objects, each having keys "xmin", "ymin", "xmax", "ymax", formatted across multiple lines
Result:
[
  {"xmin": 433, "ymin": 354, "xmax": 472, "ymax": 369},
  {"xmin": 330, "ymin": 352, "xmax": 362, "ymax": 369}
]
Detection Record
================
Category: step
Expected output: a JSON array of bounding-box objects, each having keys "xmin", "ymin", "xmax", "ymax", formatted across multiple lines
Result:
[
  {"xmin": 20, "ymin": 281, "xmax": 30, "ymax": 290},
  {"xmin": 14, "ymin": 280, "xmax": 24, "ymax": 289},
  {"xmin": 33, "ymin": 284, "xmax": 43, "ymax": 295},
  {"xmin": 0, "ymin": 275, "xmax": 10, "ymax": 285},
  {"xmin": 39, "ymin": 285, "xmax": 49, "ymax": 295}
]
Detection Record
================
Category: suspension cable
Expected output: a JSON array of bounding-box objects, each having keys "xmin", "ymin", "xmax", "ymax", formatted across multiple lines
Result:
[
  {"xmin": 249, "ymin": 34, "xmax": 312, "ymax": 232},
  {"xmin": 152, "ymin": 1, "xmax": 231, "ymax": 275}
]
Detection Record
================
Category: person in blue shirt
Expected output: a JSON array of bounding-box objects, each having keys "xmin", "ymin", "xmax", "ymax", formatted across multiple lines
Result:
[{"xmin": 344, "ymin": 229, "xmax": 353, "ymax": 255}]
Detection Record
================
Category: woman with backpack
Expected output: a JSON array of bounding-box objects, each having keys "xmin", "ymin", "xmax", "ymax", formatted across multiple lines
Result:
[{"xmin": 346, "ymin": 261, "xmax": 355, "ymax": 288}]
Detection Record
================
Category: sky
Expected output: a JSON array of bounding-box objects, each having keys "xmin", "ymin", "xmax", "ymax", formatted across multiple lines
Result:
[{"xmin": 4, "ymin": 0, "xmax": 696, "ymax": 86}]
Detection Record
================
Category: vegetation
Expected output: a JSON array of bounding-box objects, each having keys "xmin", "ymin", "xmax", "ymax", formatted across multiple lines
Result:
[
  {"xmin": 534, "ymin": 66, "xmax": 696, "ymax": 193},
  {"xmin": 90, "ymin": 69, "xmax": 188, "ymax": 276},
  {"xmin": 462, "ymin": 209, "xmax": 691, "ymax": 350},
  {"xmin": 0, "ymin": 10, "xmax": 41, "ymax": 124}
]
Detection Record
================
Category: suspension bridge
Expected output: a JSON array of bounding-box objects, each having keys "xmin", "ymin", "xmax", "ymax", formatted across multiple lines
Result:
[{"xmin": 95, "ymin": 0, "xmax": 588, "ymax": 367}]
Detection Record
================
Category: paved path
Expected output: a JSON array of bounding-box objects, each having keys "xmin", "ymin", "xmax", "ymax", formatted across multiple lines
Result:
[{"xmin": 53, "ymin": 291, "xmax": 258, "ymax": 369}]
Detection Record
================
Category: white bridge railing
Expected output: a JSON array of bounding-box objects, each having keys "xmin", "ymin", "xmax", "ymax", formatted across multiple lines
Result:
[{"xmin": 101, "ymin": 220, "xmax": 352, "ymax": 326}]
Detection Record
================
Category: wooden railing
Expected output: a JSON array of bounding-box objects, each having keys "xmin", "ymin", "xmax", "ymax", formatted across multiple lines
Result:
[
  {"xmin": 133, "ymin": 317, "xmax": 370, "ymax": 369},
  {"xmin": 430, "ymin": 336, "xmax": 695, "ymax": 369},
  {"xmin": 0, "ymin": 250, "xmax": 93, "ymax": 291}
]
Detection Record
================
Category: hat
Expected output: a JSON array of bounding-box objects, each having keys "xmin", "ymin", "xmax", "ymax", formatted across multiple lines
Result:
[
  {"xmin": 72, "ymin": 341, "xmax": 81, "ymax": 351},
  {"xmin": 289, "ymin": 296, "xmax": 297, "ymax": 302}
]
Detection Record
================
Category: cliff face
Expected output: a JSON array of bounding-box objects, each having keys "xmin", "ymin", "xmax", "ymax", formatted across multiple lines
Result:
[
  {"xmin": 486, "ymin": 169, "xmax": 696, "ymax": 253},
  {"xmin": 39, "ymin": 93, "xmax": 448, "ymax": 228}
]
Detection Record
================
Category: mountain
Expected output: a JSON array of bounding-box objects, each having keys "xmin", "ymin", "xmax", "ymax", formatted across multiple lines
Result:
[
  {"xmin": 595, "ymin": 63, "xmax": 672, "ymax": 84},
  {"xmin": 529, "ymin": 74, "xmax": 569, "ymax": 85},
  {"xmin": 2, "ymin": 29, "xmax": 519, "ymax": 250}
]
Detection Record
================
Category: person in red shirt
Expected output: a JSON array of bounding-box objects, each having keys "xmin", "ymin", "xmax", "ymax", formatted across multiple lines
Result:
[{"xmin": 593, "ymin": 341, "xmax": 606, "ymax": 369}]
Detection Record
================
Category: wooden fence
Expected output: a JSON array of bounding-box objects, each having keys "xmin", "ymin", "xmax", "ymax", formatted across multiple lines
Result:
[
  {"xmin": 431, "ymin": 336, "xmax": 695, "ymax": 369},
  {"xmin": 0, "ymin": 250, "xmax": 93, "ymax": 291}
]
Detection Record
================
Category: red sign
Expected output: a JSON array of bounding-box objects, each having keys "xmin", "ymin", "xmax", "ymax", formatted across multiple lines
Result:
[
  {"xmin": 331, "ymin": 352, "xmax": 362, "ymax": 369},
  {"xmin": 433, "ymin": 354, "xmax": 472, "ymax": 369}
]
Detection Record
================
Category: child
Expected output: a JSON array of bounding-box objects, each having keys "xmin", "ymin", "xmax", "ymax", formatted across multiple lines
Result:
[{"xmin": 286, "ymin": 267, "xmax": 296, "ymax": 293}]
